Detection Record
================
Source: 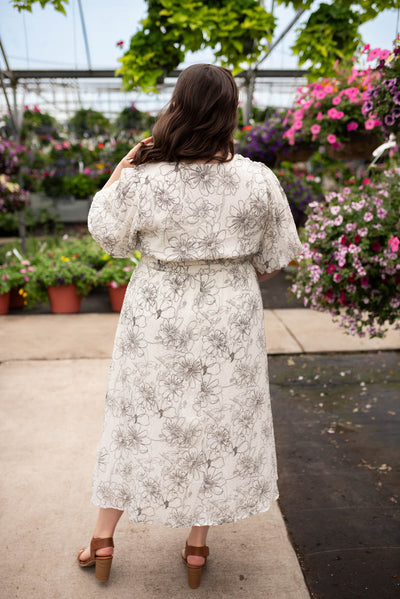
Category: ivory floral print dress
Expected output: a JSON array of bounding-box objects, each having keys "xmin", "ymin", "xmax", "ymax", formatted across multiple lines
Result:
[{"xmin": 88, "ymin": 154, "xmax": 302, "ymax": 527}]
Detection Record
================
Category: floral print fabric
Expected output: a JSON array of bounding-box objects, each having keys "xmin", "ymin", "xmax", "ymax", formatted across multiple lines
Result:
[{"xmin": 88, "ymin": 154, "xmax": 302, "ymax": 527}]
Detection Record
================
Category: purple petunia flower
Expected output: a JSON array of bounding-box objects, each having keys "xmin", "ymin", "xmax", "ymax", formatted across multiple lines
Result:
[
  {"xmin": 393, "ymin": 107, "xmax": 400, "ymax": 118},
  {"xmin": 384, "ymin": 78, "xmax": 397, "ymax": 89},
  {"xmin": 385, "ymin": 114, "xmax": 395, "ymax": 126},
  {"xmin": 372, "ymin": 88, "xmax": 381, "ymax": 98},
  {"xmin": 362, "ymin": 101, "xmax": 374, "ymax": 114},
  {"xmin": 394, "ymin": 92, "xmax": 400, "ymax": 105}
]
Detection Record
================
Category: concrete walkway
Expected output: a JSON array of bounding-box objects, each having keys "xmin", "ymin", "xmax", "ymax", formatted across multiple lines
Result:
[{"xmin": 1, "ymin": 310, "xmax": 398, "ymax": 598}]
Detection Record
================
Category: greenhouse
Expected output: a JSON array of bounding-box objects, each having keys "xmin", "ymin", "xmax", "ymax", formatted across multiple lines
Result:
[{"xmin": 1, "ymin": 1, "xmax": 400, "ymax": 598}]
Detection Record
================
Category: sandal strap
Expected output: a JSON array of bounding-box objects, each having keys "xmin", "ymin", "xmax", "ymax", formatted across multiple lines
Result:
[
  {"xmin": 90, "ymin": 537, "xmax": 114, "ymax": 559},
  {"xmin": 185, "ymin": 542, "xmax": 209, "ymax": 558}
]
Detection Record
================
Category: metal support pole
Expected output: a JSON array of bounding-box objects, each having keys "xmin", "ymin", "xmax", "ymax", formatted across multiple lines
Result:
[{"xmin": 77, "ymin": 0, "xmax": 92, "ymax": 70}]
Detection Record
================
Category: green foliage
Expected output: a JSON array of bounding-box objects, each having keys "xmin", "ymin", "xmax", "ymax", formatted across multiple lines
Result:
[
  {"xmin": 0, "ymin": 207, "xmax": 62, "ymax": 236},
  {"xmin": 41, "ymin": 174, "xmax": 66, "ymax": 198},
  {"xmin": 26, "ymin": 250, "xmax": 97, "ymax": 302},
  {"xmin": 21, "ymin": 109, "xmax": 58, "ymax": 144},
  {"xmin": 64, "ymin": 173, "xmax": 98, "ymax": 199},
  {"xmin": 291, "ymin": 3, "xmax": 362, "ymax": 78},
  {"xmin": 97, "ymin": 255, "xmax": 140, "ymax": 287},
  {"xmin": 0, "ymin": 261, "xmax": 26, "ymax": 294},
  {"xmin": 115, "ymin": 105, "xmax": 157, "ymax": 133},
  {"xmin": 117, "ymin": 0, "xmax": 276, "ymax": 91},
  {"xmin": 68, "ymin": 109, "xmax": 111, "ymax": 138},
  {"xmin": 291, "ymin": 1, "xmax": 399, "ymax": 79},
  {"xmin": 12, "ymin": 0, "xmax": 68, "ymax": 13}
]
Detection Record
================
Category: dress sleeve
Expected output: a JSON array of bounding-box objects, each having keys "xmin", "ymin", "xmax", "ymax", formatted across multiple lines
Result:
[
  {"xmin": 88, "ymin": 167, "xmax": 140, "ymax": 258},
  {"xmin": 251, "ymin": 166, "xmax": 303, "ymax": 274}
]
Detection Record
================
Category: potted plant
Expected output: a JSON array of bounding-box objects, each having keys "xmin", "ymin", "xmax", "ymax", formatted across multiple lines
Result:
[
  {"xmin": 291, "ymin": 169, "xmax": 400, "ymax": 338},
  {"xmin": 64, "ymin": 173, "xmax": 99, "ymax": 199},
  {"xmin": 283, "ymin": 53, "xmax": 383, "ymax": 160},
  {"xmin": 0, "ymin": 261, "xmax": 28, "ymax": 314},
  {"xmin": 97, "ymin": 253, "xmax": 140, "ymax": 312},
  {"xmin": 27, "ymin": 251, "xmax": 97, "ymax": 313}
]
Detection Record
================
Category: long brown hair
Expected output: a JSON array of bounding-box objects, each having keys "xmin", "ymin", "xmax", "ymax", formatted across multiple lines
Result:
[{"xmin": 131, "ymin": 64, "xmax": 238, "ymax": 165}]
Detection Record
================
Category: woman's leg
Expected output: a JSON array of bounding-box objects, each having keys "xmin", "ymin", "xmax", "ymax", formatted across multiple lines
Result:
[
  {"xmin": 182, "ymin": 525, "xmax": 210, "ymax": 566},
  {"xmin": 80, "ymin": 508, "xmax": 123, "ymax": 560}
]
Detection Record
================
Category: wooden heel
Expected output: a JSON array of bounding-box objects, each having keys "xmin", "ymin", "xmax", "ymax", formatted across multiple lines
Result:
[
  {"xmin": 187, "ymin": 564, "xmax": 202, "ymax": 589},
  {"xmin": 182, "ymin": 541, "xmax": 209, "ymax": 589},
  {"xmin": 95, "ymin": 556, "xmax": 113, "ymax": 582}
]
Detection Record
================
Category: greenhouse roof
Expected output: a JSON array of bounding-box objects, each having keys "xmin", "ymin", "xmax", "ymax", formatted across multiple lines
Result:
[{"xmin": 0, "ymin": 0, "xmax": 398, "ymax": 119}]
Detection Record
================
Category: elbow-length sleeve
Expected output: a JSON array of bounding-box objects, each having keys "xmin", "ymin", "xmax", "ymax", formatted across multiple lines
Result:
[
  {"xmin": 88, "ymin": 167, "xmax": 140, "ymax": 258},
  {"xmin": 251, "ymin": 166, "xmax": 303, "ymax": 274}
]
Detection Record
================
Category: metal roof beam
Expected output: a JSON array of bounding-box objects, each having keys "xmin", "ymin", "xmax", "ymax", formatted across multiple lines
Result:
[{"xmin": 2, "ymin": 68, "xmax": 308, "ymax": 81}]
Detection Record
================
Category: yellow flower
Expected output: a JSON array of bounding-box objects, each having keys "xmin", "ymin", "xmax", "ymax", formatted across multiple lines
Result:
[
  {"xmin": 60, "ymin": 256, "xmax": 70, "ymax": 262},
  {"xmin": 0, "ymin": 174, "xmax": 20, "ymax": 192},
  {"xmin": 18, "ymin": 288, "xmax": 24, "ymax": 295},
  {"xmin": 22, "ymin": 291, "xmax": 28, "ymax": 298}
]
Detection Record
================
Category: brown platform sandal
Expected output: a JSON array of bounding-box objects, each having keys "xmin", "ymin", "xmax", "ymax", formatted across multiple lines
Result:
[
  {"xmin": 77, "ymin": 537, "xmax": 114, "ymax": 582},
  {"xmin": 181, "ymin": 541, "xmax": 210, "ymax": 589}
]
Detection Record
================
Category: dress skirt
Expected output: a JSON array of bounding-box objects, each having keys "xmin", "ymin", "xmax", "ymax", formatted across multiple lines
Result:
[{"xmin": 91, "ymin": 254, "xmax": 279, "ymax": 527}]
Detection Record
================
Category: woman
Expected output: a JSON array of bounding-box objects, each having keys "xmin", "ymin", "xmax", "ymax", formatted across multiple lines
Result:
[{"xmin": 77, "ymin": 64, "xmax": 303, "ymax": 589}]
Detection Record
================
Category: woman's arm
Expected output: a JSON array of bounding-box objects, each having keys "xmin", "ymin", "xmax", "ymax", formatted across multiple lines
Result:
[
  {"xmin": 103, "ymin": 136, "xmax": 153, "ymax": 188},
  {"xmin": 255, "ymin": 268, "xmax": 281, "ymax": 283}
]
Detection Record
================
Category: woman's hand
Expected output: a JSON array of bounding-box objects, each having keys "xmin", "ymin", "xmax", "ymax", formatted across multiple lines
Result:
[
  {"xmin": 122, "ymin": 136, "xmax": 154, "ymax": 166},
  {"xmin": 103, "ymin": 137, "xmax": 153, "ymax": 188}
]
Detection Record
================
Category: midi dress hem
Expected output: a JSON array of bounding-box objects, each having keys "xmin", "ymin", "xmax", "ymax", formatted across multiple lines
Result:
[{"xmin": 90, "ymin": 490, "xmax": 280, "ymax": 528}]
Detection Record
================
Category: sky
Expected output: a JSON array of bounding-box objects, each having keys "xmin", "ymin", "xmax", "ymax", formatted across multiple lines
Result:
[{"xmin": 0, "ymin": 0, "xmax": 399, "ymax": 117}]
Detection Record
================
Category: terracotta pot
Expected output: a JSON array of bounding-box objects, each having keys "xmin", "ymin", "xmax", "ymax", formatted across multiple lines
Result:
[
  {"xmin": 9, "ymin": 287, "xmax": 25, "ymax": 309},
  {"xmin": 107, "ymin": 283, "xmax": 128, "ymax": 312},
  {"xmin": 0, "ymin": 292, "xmax": 10, "ymax": 315},
  {"xmin": 47, "ymin": 284, "xmax": 82, "ymax": 314}
]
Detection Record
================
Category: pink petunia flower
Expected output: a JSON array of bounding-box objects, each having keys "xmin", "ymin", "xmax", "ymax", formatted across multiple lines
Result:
[
  {"xmin": 310, "ymin": 124, "xmax": 321, "ymax": 135},
  {"xmin": 347, "ymin": 122, "xmax": 358, "ymax": 131},
  {"xmin": 327, "ymin": 134, "xmax": 337, "ymax": 144},
  {"xmin": 364, "ymin": 212, "xmax": 373, "ymax": 222},
  {"xmin": 365, "ymin": 118, "xmax": 375, "ymax": 130},
  {"xmin": 316, "ymin": 112, "xmax": 324, "ymax": 121},
  {"xmin": 327, "ymin": 264, "xmax": 336, "ymax": 273},
  {"xmin": 379, "ymin": 49, "xmax": 391, "ymax": 60},
  {"xmin": 367, "ymin": 48, "xmax": 382, "ymax": 62},
  {"xmin": 332, "ymin": 96, "xmax": 342, "ymax": 105},
  {"xmin": 388, "ymin": 236, "xmax": 400, "ymax": 252}
]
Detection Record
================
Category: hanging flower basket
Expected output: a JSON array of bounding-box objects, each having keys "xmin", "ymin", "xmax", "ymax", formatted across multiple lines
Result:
[
  {"xmin": 107, "ymin": 283, "xmax": 128, "ymax": 312},
  {"xmin": 326, "ymin": 132, "xmax": 381, "ymax": 160},
  {"xmin": 276, "ymin": 144, "xmax": 314, "ymax": 164},
  {"xmin": 0, "ymin": 292, "xmax": 10, "ymax": 315},
  {"xmin": 47, "ymin": 284, "xmax": 82, "ymax": 314}
]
